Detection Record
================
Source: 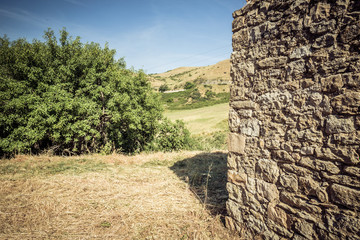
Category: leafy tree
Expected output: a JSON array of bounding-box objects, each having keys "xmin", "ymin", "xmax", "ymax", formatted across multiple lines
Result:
[
  {"xmin": 159, "ymin": 84, "xmax": 169, "ymax": 92},
  {"xmin": 184, "ymin": 81, "xmax": 195, "ymax": 89},
  {"xmin": 0, "ymin": 28, "xmax": 164, "ymax": 156}
]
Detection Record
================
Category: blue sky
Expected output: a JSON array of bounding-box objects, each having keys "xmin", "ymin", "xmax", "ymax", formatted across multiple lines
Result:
[{"xmin": 0, "ymin": 0, "xmax": 246, "ymax": 73}]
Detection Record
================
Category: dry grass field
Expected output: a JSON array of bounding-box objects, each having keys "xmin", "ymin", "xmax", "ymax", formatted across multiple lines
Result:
[
  {"xmin": 149, "ymin": 60, "xmax": 230, "ymax": 90},
  {"xmin": 0, "ymin": 151, "xmax": 240, "ymax": 240}
]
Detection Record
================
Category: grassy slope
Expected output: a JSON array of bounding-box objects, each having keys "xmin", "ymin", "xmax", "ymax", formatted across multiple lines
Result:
[
  {"xmin": 149, "ymin": 59, "xmax": 230, "ymax": 91},
  {"xmin": 0, "ymin": 152, "xmax": 241, "ymax": 240},
  {"xmin": 164, "ymin": 103, "xmax": 229, "ymax": 135}
]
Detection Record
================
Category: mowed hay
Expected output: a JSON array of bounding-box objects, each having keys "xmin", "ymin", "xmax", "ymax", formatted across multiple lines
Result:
[{"xmin": 0, "ymin": 152, "xmax": 240, "ymax": 239}]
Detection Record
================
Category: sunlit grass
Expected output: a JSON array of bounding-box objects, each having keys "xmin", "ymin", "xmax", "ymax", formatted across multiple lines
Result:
[{"xmin": 0, "ymin": 152, "xmax": 241, "ymax": 240}]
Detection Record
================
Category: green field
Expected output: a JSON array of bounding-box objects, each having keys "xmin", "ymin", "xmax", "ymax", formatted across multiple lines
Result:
[{"xmin": 164, "ymin": 103, "xmax": 229, "ymax": 135}]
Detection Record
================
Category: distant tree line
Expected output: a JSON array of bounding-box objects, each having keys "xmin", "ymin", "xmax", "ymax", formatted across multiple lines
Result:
[{"xmin": 0, "ymin": 28, "xmax": 191, "ymax": 156}]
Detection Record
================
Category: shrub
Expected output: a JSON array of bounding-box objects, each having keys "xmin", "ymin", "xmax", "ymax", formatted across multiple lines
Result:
[
  {"xmin": 184, "ymin": 81, "xmax": 195, "ymax": 89},
  {"xmin": 159, "ymin": 84, "xmax": 170, "ymax": 92},
  {"xmin": 146, "ymin": 119, "xmax": 193, "ymax": 152},
  {"xmin": 0, "ymin": 28, "xmax": 163, "ymax": 156}
]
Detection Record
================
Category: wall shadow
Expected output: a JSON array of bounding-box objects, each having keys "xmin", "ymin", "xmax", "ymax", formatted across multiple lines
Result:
[{"xmin": 170, "ymin": 151, "xmax": 228, "ymax": 217}]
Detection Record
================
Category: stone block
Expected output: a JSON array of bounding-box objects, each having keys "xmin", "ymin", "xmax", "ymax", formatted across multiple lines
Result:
[
  {"xmin": 320, "ymin": 74, "xmax": 344, "ymax": 93},
  {"xmin": 228, "ymin": 108, "xmax": 240, "ymax": 132},
  {"xmin": 232, "ymin": 16, "xmax": 246, "ymax": 32},
  {"xmin": 227, "ymin": 182, "xmax": 243, "ymax": 203},
  {"xmin": 280, "ymin": 192, "xmax": 322, "ymax": 214},
  {"xmin": 257, "ymin": 56, "xmax": 288, "ymax": 69},
  {"xmin": 309, "ymin": 19, "xmax": 336, "ymax": 35},
  {"xmin": 255, "ymin": 158, "xmax": 279, "ymax": 183},
  {"xmin": 279, "ymin": 174, "xmax": 298, "ymax": 192},
  {"xmin": 312, "ymin": 34, "xmax": 336, "ymax": 49},
  {"xmin": 323, "ymin": 173, "xmax": 360, "ymax": 189},
  {"xmin": 344, "ymin": 166, "xmax": 360, "ymax": 178},
  {"xmin": 267, "ymin": 202, "xmax": 289, "ymax": 229},
  {"xmin": 298, "ymin": 156, "xmax": 341, "ymax": 175},
  {"xmin": 228, "ymin": 133, "xmax": 245, "ymax": 154},
  {"xmin": 331, "ymin": 90, "xmax": 360, "ymax": 115},
  {"xmin": 256, "ymin": 179, "xmax": 279, "ymax": 202},
  {"xmin": 239, "ymin": 118, "xmax": 260, "ymax": 137},
  {"xmin": 231, "ymin": 100, "xmax": 258, "ymax": 110},
  {"xmin": 290, "ymin": 45, "xmax": 311, "ymax": 59},
  {"xmin": 298, "ymin": 177, "xmax": 328, "ymax": 203},
  {"xmin": 326, "ymin": 115, "xmax": 355, "ymax": 134},
  {"xmin": 232, "ymin": 28, "xmax": 249, "ymax": 50},
  {"xmin": 325, "ymin": 209, "xmax": 360, "ymax": 236},
  {"xmin": 228, "ymin": 170, "xmax": 247, "ymax": 185},
  {"xmin": 313, "ymin": 2, "xmax": 331, "ymax": 22},
  {"xmin": 329, "ymin": 184, "xmax": 360, "ymax": 209}
]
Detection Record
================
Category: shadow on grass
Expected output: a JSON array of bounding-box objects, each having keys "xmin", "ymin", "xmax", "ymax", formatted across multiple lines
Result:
[{"xmin": 170, "ymin": 152, "xmax": 228, "ymax": 217}]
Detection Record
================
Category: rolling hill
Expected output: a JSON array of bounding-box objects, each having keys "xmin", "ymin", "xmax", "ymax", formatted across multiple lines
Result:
[{"xmin": 149, "ymin": 59, "xmax": 231, "ymax": 91}]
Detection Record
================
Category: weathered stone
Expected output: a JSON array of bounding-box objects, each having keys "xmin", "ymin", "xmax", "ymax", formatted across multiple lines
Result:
[
  {"xmin": 256, "ymin": 159, "xmax": 279, "ymax": 183},
  {"xmin": 331, "ymin": 90, "xmax": 360, "ymax": 115},
  {"xmin": 228, "ymin": 170, "xmax": 247, "ymax": 185},
  {"xmin": 227, "ymin": 182, "xmax": 243, "ymax": 203},
  {"xmin": 310, "ymin": 19, "xmax": 336, "ymax": 35},
  {"xmin": 229, "ymin": 108, "xmax": 240, "ymax": 132},
  {"xmin": 300, "ymin": 146, "xmax": 314, "ymax": 156},
  {"xmin": 231, "ymin": 100, "xmax": 258, "ymax": 110},
  {"xmin": 266, "ymin": 139, "xmax": 281, "ymax": 150},
  {"xmin": 297, "ymin": 129, "xmax": 323, "ymax": 143},
  {"xmin": 281, "ymin": 164, "xmax": 312, "ymax": 178},
  {"xmin": 228, "ymin": 133, "xmax": 245, "ymax": 154},
  {"xmin": 287, "ymin": 59, "xmax": 306, "ymax": 78},
  {"xmin": 332, "ymin": 132, "xmax": 360, "ymax": 145},
  {"xmin": 344, "ymin": 166, "xmax": 360, "ymax": 178},
  {"xmin": 293, "ymin": 218, "xmax": 316, "ymax": 240},
  {"xmin": 232, "ymin": 15, "xmax": 245, "ymax": 32},
  {"xmin": 279, "ymin": 174, "xmax": 298, "ymax": 192},
  {"xmin": 228, "ymin": 1, "xmax": 360, "ymax": 238},
  {"xmin": 313, "ymin": 2, "xmax": 331, "ymax": 22},
  {"xmin": 325, "ymin": 209, "xmax": 360, "ymax": 236},
  {"xmin": 312, "ymin": 34, "xmax": 336, "ymax": 49},
  {"xmin": 257, "ymin": 56, "xmax": 288, "ymax": 69},
  {"xmin": 280, "ymin": 192, "xmax": 322, "ymax": 214},
  {"xmin": 226, "ymin": 199, "xmax": 243, "ymax": 222},
  {"xmin": 314, "ymin": 147, "xmax": 340, "ymax": 161},
  {"xmin": 328, "ymin": 147, "xmax": 360, "ymax": 165},
  {"xmin": 239, "ymin": 119, "xmax": 260, "ymax": 137},
  {"xmin": 232, "ymin": 28, "xmax": 249, "ymax": 50},
  {"xmin": 227, "ymin": 154, "xmax": 237, "ymax": 170},
  {"xmin": 290, "ymin": 45, "xmax": 311, "ymax": 60},
  {"xmin": 267, "ymin": 201, "xmax": 289, "ymax": 227},
  {"xmin": 298, "ymin": 156, "xmax": 341, "ymax": 175},
  {"xmin": 321, "ymin": 74, "xmax": 344, "ymax": 93},
  {"xmin": 329, "ymin": 184, "xmax": 360, "ymax": 209},
  {"xmin": 323, "ymin": 173, "xmax": 360, "ymax": 189},
  {"xmin": 325, "ymin": 115, "xmax": 355, "ymax": 134},
  {"xmin": 298, "ymin": 177, "xmax": 328, "ymax": 203},
  {"xmin": 257, "ymin": 179, "xmax": 279, "ymax": 202}
]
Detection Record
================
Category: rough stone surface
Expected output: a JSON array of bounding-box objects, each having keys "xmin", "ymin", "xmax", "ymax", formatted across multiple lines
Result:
[{"xmin": 227, "ymin": 1, "xmax": 360, "ymax": 239}]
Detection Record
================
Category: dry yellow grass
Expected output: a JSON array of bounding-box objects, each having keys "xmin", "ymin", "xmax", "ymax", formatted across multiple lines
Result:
[
  {"xmin": 149, "ymin": 59, "xmax": 230, "ymax": 90},
  {"xmin": 0, "ymin": 152, "xmax": 241, "ymax": 239}
]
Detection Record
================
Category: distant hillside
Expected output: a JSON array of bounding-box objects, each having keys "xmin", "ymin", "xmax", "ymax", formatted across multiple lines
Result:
[{"xmin": 149, "ymin": 59, "xmax": 230, "ymax": 91}]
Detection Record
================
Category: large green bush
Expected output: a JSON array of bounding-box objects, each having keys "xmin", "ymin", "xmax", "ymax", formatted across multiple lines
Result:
[{"xmin": 0, "ymin": 28, "xmax": 165, "ymax": 156}]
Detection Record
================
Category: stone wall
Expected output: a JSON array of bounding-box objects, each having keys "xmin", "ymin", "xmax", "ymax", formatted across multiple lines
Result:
[{"xmin": 226, "ymin": 1, "xmax": 360, "ymax": 239}]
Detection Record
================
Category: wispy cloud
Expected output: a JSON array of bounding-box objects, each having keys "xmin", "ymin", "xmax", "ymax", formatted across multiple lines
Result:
[
  {"xmin": 62, "ymin": 0, "xmax": 86, "ymax": 7},
  {"xmin": 0, "ymin": 8, "xmax": 48, "ymax": 28}
]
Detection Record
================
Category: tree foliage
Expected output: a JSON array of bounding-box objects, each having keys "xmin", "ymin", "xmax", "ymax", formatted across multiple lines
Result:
[{"xmin": 0, "ymin": 28, "xmax": 165, "ymax": 156}]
